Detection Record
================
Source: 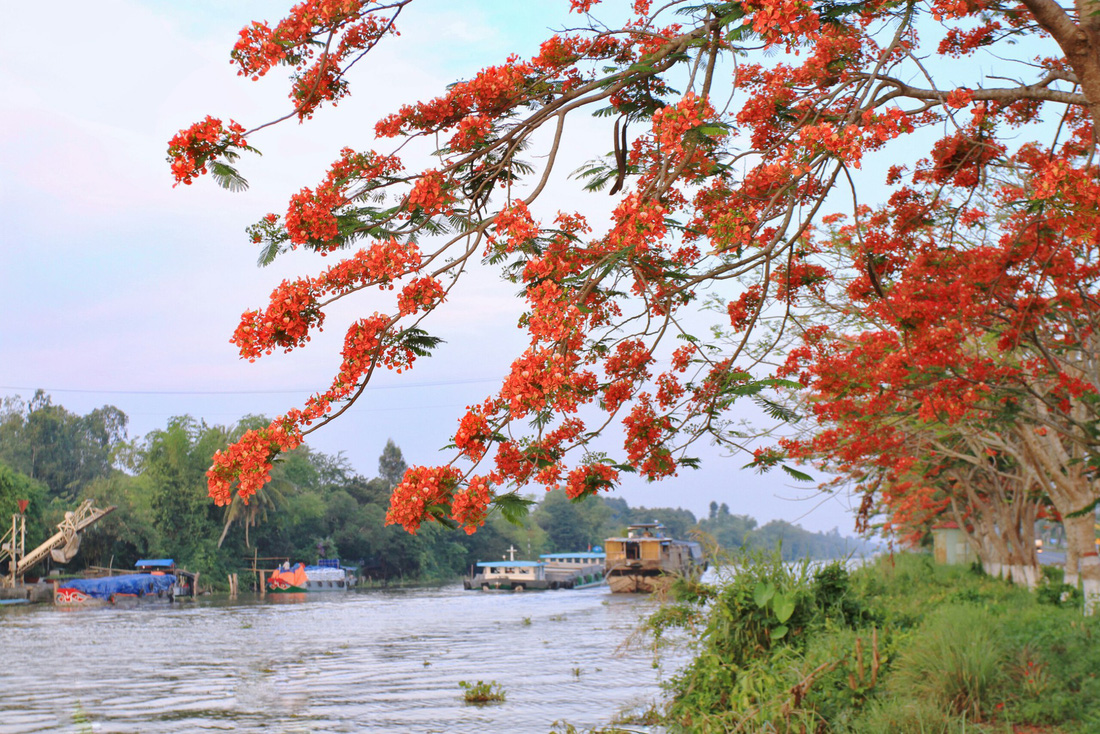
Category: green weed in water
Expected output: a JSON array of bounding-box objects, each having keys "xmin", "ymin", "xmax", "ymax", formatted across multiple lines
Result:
[{"xmin": 459, "ymin": 680, "xmax": 506, "ymax": 704}]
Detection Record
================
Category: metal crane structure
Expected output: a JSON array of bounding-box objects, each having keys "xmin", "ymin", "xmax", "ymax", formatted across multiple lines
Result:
[{"xmin": 1, "ymin": 499, "xmax": 115, "ymax": 587}]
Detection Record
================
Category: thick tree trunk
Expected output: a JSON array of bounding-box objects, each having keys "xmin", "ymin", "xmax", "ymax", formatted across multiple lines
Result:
[
  {"xmin": 1065, "ymin": 513, "xmax": 1100, "ymax": 614},
  {"xmin": 1016, "ymin": 416, "xmax": 1099, "ymax": 611},
  {"xmin": 973, "ymin": 523, "xmax": 1011, "ymax": 579},
  {"xmin": 1064, "ymin": 516, "xmax": 1082, "ymax": 587},
  {"xmin": 1006, "ymin": 500, "xmax": 1041, "ymax": 590},
  {"xmin": 1083, "ymin": 553, "xmax": 1100, "ymax": 616}
]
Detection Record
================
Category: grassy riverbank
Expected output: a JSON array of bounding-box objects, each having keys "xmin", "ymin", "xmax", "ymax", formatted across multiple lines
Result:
[{"xmin": 649, "ymin": 552, "xmax": 1100, "ymax": 733}]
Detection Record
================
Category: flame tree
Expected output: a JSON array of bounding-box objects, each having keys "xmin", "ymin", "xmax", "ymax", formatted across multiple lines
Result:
[
  {"xmin": 780, "ymin": 146, "xmax": 1100, "ymax": 607},
  {"xmin": 172, "ymin": 0, "xmax": 1100, "ymax": 545}
]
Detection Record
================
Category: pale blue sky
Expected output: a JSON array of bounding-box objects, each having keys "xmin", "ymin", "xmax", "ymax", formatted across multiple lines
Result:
[{"xmin": 0, "ymin": 1, "xmax": 860, "ymax": 533}]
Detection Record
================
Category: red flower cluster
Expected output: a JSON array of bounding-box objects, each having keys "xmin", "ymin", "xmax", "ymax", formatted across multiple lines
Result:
[
  {"xmin": 286, "ymin": 185, "xmax": 345, "ymax": 246},
  {"xmin": 651, "ymin": 92, "xmax": 717, "ymax": 157},
  {"xmin": 448, "ymin": 115, "xmax": 493, "ymax": 152},
  {"xmin": 233, "ymin": 278, "xmax": 322, "ymax": 360},
  {"xmin": 407, "ymin": 170, "xmax": 454, "ymax": 216},
  {"xmin": 231, "ymin": 1, "xmax": 397, "ymax": 118},
  {"xmin": 207, "ymin": 419, "xmax": 303, "ymax": 506},
  {"xmin": 745, "ymin": 0, "xmax": 820, "ymax": 45},
  {"xmin": 499, "ymin": 349, "xmax": 596, "ymax": 419},
  {"xmin": 454, "ymin": 404, "xmax": 494, "ymax": 462},
  {"xmin": 449, "ymin": 475, "xmax": 493, "ymax": 534},
  {"xmin": 167, "ymin": 116, "xmax": 246, "ymax": 186},
  {"xmin": 376, "ymin": 62, "xmax": 530, "ymax": 137},
  {"xmin": 623, "ymin": 394, "xmax": 676, "ymax": 480},
  {"xmin": 490, "ymin": 200, "xmax": 541, "ymax": 252},
  {"xmin": 564, "ymin": 463, "xmax": 619, "ymax": 500},
  {"xmin": 385, "ymin": 465, "xmax": 462, "ymax": 533},
  {"xmin": 397, "ymin": 276, "xmax": 445, "ymax": 315}
]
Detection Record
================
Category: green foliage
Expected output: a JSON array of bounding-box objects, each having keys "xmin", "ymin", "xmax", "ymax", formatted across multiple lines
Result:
[
  {"xmin": 0, "ymin": 393, "xmax": 869, "ymax": 590},
  {"xmin": 0, "ymin": 461, "xmax": 49, "ymax": 550},
  {"xmin": 1036, "ymin": 564, "xmax": 1082, "ymax": 608},
  {"xmin": 662, "ymin": 551, "xmax": 839, "ymax": 730},
  {"xmin": 458, "ymin": 680, "xmax": 506, "ymax": 704},
  {"xmin": 993, "ymin": 605, "xmax": 1100, "ymax": 726},
  {"xmin": 848, "ymin": 698, "xmax": 970, "ymax": 734},
  {"xmin": 0, "ymin": 391, "xmax": 126, "ymax": 501},
  {"xmin": 888, "ymin": 605, "xmax": 1008, "ymax": 720},
  {"xmin": 494, "ymin": 491, "xmax": 537, "ymax": 527},
  {"xmin": 74, "ymin": 473, "xmax": 159, "ymax": 569},
  {"xmin": 601, "ymin": 497, "xmax": 698, "ymax": 539},
  {"xmin": 656, "ymin": 552, "xmax": 1100, "ymax": 733},
  {"xmin": 532, "ymin": 489, "xmax": 610, "ymax": 551},
  {"xmin": 377, "ymin": 438, "xmax": 406, "ymax": 489},
  {"xmin": 141, "ymin": 417, "xmax": 228, "ymax": 578}
]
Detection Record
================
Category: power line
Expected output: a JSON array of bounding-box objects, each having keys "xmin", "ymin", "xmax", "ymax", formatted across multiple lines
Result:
[{"xmin": 0, "ymin": 376, "xmax": 501, "ymax": 397}]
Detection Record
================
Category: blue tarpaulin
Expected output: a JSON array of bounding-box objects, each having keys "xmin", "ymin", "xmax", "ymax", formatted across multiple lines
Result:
[
  {"xmin": 59, "ymin": 573, "xmax": 177, "ymax": 599},
  {"xmin": 135, "ymin": 558, "xmax": 175, "ymax": 568}
]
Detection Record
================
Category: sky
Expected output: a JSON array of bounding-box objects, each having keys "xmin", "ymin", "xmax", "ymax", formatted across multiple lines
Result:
[{"xmin": 0, "ymin": 1, "xmax": 861, "ymax": 534}]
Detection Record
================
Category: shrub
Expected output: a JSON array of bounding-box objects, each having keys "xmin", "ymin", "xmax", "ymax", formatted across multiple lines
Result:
[
  {"xmin": 850, "ymin": 697, "xmax": 971, "ymax": 734},
  {"xmin": 886, "ymin": 604, "xmax": 1007, "ymax": 720},
  {"xmin": 655, "ymin": 552, "xmax": 1100, "ymax": 732}
]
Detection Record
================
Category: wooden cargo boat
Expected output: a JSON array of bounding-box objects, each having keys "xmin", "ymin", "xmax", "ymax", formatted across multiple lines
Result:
[
  {"xmin": 54, "ymin": 559, "xmax": 197, "ymax": 606},
  {"xmin": 604, "ymin": 523, "xmax": 705, "ymax": 593}
]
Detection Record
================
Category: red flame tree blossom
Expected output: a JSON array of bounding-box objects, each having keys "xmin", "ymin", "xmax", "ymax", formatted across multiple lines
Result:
[
  {"xmin": 778, "ymin": 147, "xmax": 1100, "ymax": 605},
  {"xmin": 174, "ymin": 0, "xmax": 1100, "ymax": 549}
]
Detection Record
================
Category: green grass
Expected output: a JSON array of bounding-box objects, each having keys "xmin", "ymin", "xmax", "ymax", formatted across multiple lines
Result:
[{"xmin": 654, "ymin": 551, "xmax": 1100, "ymax": 733}]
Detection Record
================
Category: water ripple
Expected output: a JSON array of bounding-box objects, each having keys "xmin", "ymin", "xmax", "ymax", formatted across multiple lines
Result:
[{"xmin": 1, "ymin": 584, "xmax": 680, "ymax": 733}]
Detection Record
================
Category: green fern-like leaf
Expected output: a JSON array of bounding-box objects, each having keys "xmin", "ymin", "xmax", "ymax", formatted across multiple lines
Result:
[
  {"xmin": 256, "ymin": 240, "xmax": 283, "ymax": 267},
  {"xmin": 781, "ymin": 464, "xmax": 814, "ymax": 482},
  {"xmin": 395, "ymin": 328, "xmax": 444, "ymax": 357},
  {"xmin": 752, "ymin": 395, "xmax": 801, "ymax": 423},
  {"xmin": 494, "ymin": 493, "xmax": 536, "ymax": 526},
  {"xmin": 210, "ymin": 161, "xmax": 249, "ymax": 192}
]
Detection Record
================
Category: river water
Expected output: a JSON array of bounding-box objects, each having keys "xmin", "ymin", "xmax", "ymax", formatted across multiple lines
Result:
[{"xmin": 1, "ymin": 584, "xmax": 685, "ymax": 733}]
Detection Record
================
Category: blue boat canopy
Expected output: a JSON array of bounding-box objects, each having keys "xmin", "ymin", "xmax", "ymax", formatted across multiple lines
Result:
[
  {"xmin": 477, "ymin": 560, "xmax": 542, "ymax": 568},
  {"xmin": 135, "ymin": 558, "xmax": 175, "ymax": 568},
  {"xmin": 59, "ymin": 573, "xmax": 177, "ymax": 599}
]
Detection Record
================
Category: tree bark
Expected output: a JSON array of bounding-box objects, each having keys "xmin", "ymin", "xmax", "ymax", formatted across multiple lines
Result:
[{"xmin": 1064, "ymin": 512, "xmax": 1100, "ymax": 614}]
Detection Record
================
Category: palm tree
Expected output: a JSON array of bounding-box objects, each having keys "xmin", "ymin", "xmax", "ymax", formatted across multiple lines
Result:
[{"xmin": 216, "ymin": 479, "xmax": 287, "ymax": 549}]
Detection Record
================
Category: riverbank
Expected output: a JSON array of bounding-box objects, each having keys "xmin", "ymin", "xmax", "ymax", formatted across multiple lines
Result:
[{"xmin": 652, "ymin": 552, "xmax": 1100, "ymax": 733}]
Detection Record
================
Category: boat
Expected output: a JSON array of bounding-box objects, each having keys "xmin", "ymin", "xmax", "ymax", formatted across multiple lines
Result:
[
  {"xmin": 603, "ymin": 523, "xmax": 706, "ymax": 593},
  {"xmin": 54, "ymin": 559, "xmax": 197, "ymax": 607},
  {"xmin": 539, "ymin": 551, "xmax": 606, "ymax": 589},
  {"xmin": 466, "ymin": 558, "xmax": 550, "ymax": 591},
  {"xmin": 463, "ymin": 547, "xmax": 606, "ymax": 591},
  {"xmin": 266, "ymin": 558, "xmax": 352, "ymax": 593},
  {"xmin": 135, "ymin": 558, "xmax": 199, "ymax": 598}
]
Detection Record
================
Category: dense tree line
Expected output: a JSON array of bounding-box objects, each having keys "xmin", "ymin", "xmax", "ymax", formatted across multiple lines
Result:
[{"xmin": 1, "ymin": 394, "xmax": 864, "ymax": 589}]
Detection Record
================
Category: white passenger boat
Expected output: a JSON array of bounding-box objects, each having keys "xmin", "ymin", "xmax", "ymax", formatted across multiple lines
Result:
[{"xmin": 464, "ymin": 547, "xmax": 606, "ymax": 591}]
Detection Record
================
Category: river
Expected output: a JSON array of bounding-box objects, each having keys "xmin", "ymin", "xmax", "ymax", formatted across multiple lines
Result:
[{"xmin": 1, "ymin": 584, "xmax": 685, "ymax": 733}]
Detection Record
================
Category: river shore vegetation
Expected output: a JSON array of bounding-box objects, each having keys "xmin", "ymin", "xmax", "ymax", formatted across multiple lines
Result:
[
  {"xmin": 0, "ymin": 392, "xmax": 861, "ymax": 588},
  {"xmin": 646, "ymin": 551, "xmax": 1100, "ymax": 733}
]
